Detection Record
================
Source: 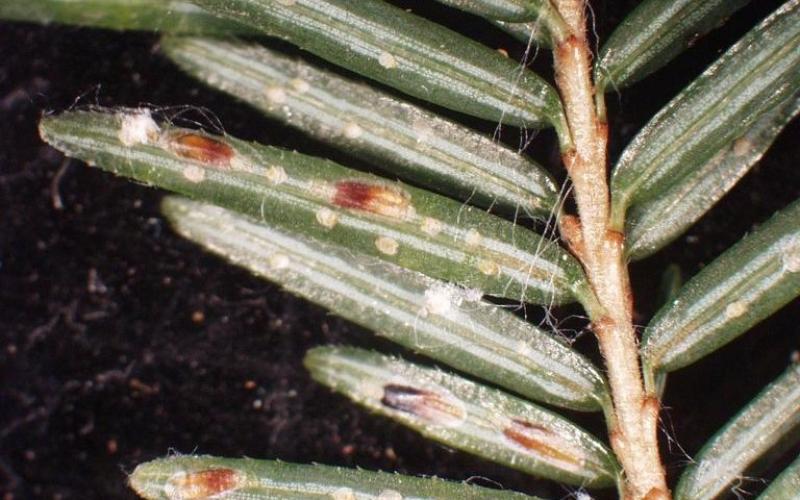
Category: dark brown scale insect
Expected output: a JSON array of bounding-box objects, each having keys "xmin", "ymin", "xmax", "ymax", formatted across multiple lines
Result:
[
  {"xmin": 332, "ymin": 181, "xmax": 413, "ymax": 219},
  {"xmin": 168, "ymin": 132, "xmax": 235, "ymax": 168},
  {"xmin": 381, "ymin": 384, "xmax": 464, "ymax": 425}
]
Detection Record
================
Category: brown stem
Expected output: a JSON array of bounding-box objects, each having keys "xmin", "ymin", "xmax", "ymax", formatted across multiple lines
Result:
[{"xmin": 550, "ymin": 1, "xmax": 670, "ymax": 498}]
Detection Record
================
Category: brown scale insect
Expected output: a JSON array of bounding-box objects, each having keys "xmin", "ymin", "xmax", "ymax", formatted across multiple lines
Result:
[
  {"xmin": 168, "ymin": 132, "xmax": 235, "ymax": 168},
  {"xmin": 167, "ymin": 468, "xmax": 241, "ymax": 499},
  {"xmin": 332, "ymin": 181, "xmax": 413, "ymax": 219},
  {"xmin": 381, "ymin": 384, "xmax": 464, "ymax": 425},
  {"xmin": 503, "ymin": 419, "xmax": 583, "ymax": 468}
]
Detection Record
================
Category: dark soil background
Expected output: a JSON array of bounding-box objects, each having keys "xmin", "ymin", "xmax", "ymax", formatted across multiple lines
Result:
[{"xmin": 1, "ymin": 1, "xmax": 799, "ymax": 499}]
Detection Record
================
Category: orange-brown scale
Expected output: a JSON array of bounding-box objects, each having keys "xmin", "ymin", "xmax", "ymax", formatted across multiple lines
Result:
[
  {"xmin": 333, "ymin": 181, "xmax": 412, "ymax": 219},
  {"xmin": 605, "ymin": 229, "xmax": 634, "ymax": 315},
  {"xmin": 381, "ymin": 384, "xmax": 464, "ymax": 424},
  {"xmin": 503, "ymin": 419, "xmax": 583, "ymax": 467},
  {"xmin": 168, "ymin": 468, "xmax": 241, "ymax": 499},
  {"xmin": 591, "ymin": 316, "xmax": 616, "ymax": 342},
  {"xmin": 169, "ymin": 132, "xmax": 235, "ymax": 168},
  {"xmin": 559, "ymin": 214, "xmax": 585, "ymax": 261}
]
